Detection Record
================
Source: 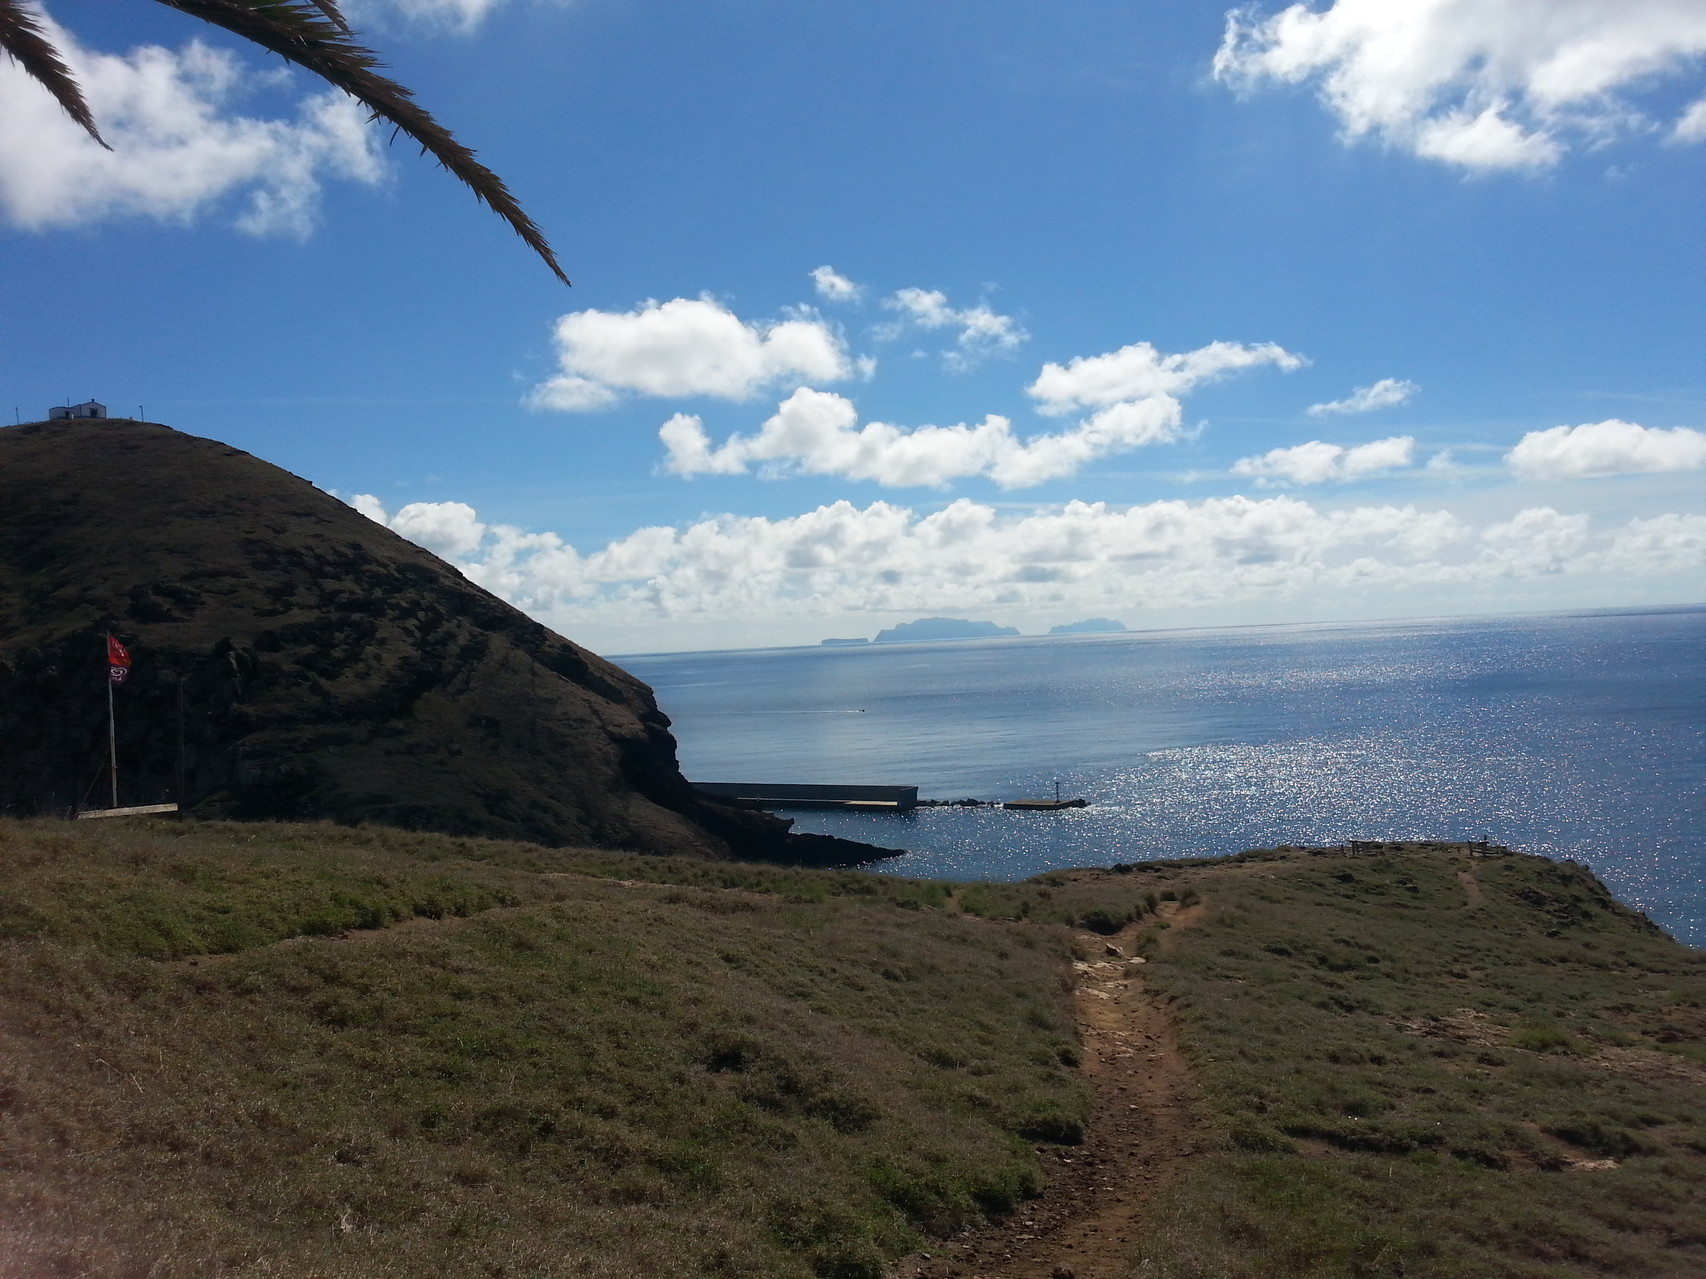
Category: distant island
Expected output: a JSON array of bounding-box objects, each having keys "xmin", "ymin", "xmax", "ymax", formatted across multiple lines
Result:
[
  {"xmin": 1049, "ymin": 617, "xmax": 1128, "ymax": 635},
  {"xmin": 819, "ymin": 637, "xmax": 870, "ymax": 647},
  {"xmin": 872, "ymin": 617, "xmax": 1020, "ymax": 644}
]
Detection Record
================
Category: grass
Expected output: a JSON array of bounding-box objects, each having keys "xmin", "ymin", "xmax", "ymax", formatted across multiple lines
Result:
[
  {"xmin": 0, "ymin": 818, "xmax": 1084, "ymax": 1279},
  {"xmin": 2, "ymin": 822, "xmax": 1701, "ymax": 1279},
  {"xmin": 997, "ymin": 846, "xmax": 1706, "ymax": 1279},
  {"xmin": 846, "ymin": 842, "xmax": 1704, "ymax": 1277}
]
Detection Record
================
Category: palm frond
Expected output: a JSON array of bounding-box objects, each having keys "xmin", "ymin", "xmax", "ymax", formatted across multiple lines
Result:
[
  {"xmin": 304, "ymin": 1, "xmax": 349, "ymax": 34},
  {"xmin": 155, "ymin": 0, "xmax": 568, "ymax": 284},
  {"xmin": 0, "ymin": 0, "xmax": 108, "ymax": 148}
]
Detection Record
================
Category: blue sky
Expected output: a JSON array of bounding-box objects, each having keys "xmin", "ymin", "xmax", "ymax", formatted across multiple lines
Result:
[{"xmin": 4, "ymin": 0, "xmax": 1704, "ymax": 652}]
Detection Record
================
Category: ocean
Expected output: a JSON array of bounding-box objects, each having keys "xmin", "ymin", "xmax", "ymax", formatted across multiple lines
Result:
[{"xmin": 619, "ymin": 607, "xmax": 1706, "ymax": 948}]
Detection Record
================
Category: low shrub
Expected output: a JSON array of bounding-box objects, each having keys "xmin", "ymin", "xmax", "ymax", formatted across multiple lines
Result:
[
  {"xmin": 1077, "ymin": 906, "xmax": 1131, "ymax": 935},
  {"xmin": 1510, "ymin": 1024, "xmax": 1582, "ymax": 1053}
]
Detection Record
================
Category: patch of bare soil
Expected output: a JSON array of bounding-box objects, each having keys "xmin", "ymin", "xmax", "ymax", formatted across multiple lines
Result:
[
  {"xmin": 159, "ymin": 911, "xmax": 478, "ymax": 971},
  {"xmin": 1591, "ymin": 1045, "xmax": 1706, "ymax": 1087},
  {"xmin": 1391, "ymin": 1008, "xmax": 1507, "ymax": 1049},
  {"xmin": 1154, "ymin": 902, "xmax": 1204, "ymax": 953},
  {"xmin": 159, "ymin": 873, "xmax": 710, "ymax": 971},
  {"xmin": 1456, "ymin": 867, "xmax": 1485, "ymax": 907},
  {"xmin": 894, "ymin": 909, "xmax": 1204, "ymax": 1279}
]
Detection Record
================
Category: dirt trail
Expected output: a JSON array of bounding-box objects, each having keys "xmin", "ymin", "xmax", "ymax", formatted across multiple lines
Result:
[
  {"xmin": 158, "ymin": 873, "xmax": 714, "ymax": 970},
  {"xmin": 158, "ymin": 909, "xmax": 492, "ymax": 971},
  {"xmin": 1456, "ymin": 867, "xmax": 1484, "ymax": 907},
  {"xmin": 894, "ymin": 902, "xmax": 1204, "ymax": 1279}
]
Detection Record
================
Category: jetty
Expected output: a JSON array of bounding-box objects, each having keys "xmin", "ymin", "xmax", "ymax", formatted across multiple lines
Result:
[
  {"xmin": 1001, "ymin": 780, "xmax": 1087, "ymax": 810},
  {"xmin": 693, "ymin": 783, "xmax": 919, "ymax": 812},
  {"xmin": 693, "ymin": 783, "xmax": 1090, "ymax": 813}
]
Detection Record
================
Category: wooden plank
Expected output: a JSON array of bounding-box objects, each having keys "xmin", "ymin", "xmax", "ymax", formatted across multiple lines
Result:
[{"xmin": 76, "ymin": 803, "xmax": 180, "ymax": 820}]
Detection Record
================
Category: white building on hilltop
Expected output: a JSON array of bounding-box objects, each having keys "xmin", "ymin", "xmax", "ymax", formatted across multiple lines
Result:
[{"xmin": 48, "ymin": 401, "xmax": 106, "ymax": 420}]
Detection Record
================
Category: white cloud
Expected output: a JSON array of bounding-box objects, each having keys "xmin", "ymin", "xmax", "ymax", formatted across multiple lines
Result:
[
  {"xmin": 388, "ymin": 500, "xmax": 489, "ymax": 558},
  {"xmin": 1308, "ymin": 377, "xmax": 1419, "ymax": 416},
  {"xmin": 0, "ymin": 17, "xmax": 384, "ymax": 235},
  {"xmin": 1600, "ymin": 513, "xmax": 1706, "ymax": 577},
  {"xmin": 348, "ymin": 492, "xmax": 1706, "ymax": 639},
  {"xmin": 1233, "ymin": 436, "xmax": 1416, "ymax": 485},
  {"xmin": 660, "ymin": 389, "xmax": 1026, "ymax": 487},
  {"xmin": 1505, "ymin": 419, "xmax": 1706, "ymax": 479},
  {"xmin": 528, "ymin": 296, "xmax": 855, "ymax": 411},
  {"xmin": 1676, "ymin": 97, "xmax": 1706, "ymax": 142},
  {"xmin": 1214, "ymin": 0, "xmax": 1706, "ymax": 171},
  {"xmin": 382, "ymin": 0, "xmax": 502, "ymax": 25},
  {"xmin": 810, "ymin": 265, "xmax": 863, "ymax": 303},
  {"xmin": 348, "ymin": 0, "xmax": 551, "ymax": 31},
  {"xmin": 1027, "ymin": 340, "xmax": 1306, "ymax": 414},
  {"xmin": 660, "ymin": 338, "xmax": 1305, "ymax": 489},
  {"xmin": 349, "ymin": 493, "xmax": 391, "ymax": 524},
  {"xmin": 1412, "ymin": 102, "xmax": 1561, "ymax": 170},
  {"xmin": 1477, "ymin": 505, "xmax": 1590, "ymax": 575},
  {"xmin": 351, "ymin": 495, "xmax": 491, "ymax": 557},
  {"xmin": 879, "ymin": 288, "xmax": 1028, "ymax": 370}
]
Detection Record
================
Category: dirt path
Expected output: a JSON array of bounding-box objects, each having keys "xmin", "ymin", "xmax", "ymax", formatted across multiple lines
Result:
[
  {"xmin": 1456, "ymin": 867, "xmax": 1484, "ymax": 907},
  {"xmin": 893, "ymin": 904, "xmax": 1203, "ymax": 1279},
  {"xmin": 158, "ymin": 873, "xmax": 720, "ymax": 971},
  {"xmin": 156, "ymin": 869, "xmax": 1210, "ymax": 1279}
]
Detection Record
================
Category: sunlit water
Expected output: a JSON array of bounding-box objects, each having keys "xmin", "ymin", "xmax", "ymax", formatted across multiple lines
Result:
[{"xmin": 620, "ymin": 607, "xmax": 1706, "ymax": 947}]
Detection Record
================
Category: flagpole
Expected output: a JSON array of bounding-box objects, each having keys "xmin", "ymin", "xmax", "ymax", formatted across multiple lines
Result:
[{"xmin": 107, "ymin": 638, "xmax": 119, "ymax": 810}]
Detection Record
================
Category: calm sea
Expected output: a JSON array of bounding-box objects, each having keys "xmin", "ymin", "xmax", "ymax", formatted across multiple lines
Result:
[{"xmin": 619, "ymin": 607, "xmax": 1706, "ymax": 948}]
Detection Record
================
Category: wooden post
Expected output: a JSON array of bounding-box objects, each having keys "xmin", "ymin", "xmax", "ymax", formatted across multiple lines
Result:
[
  {"xmin": 107, "ymin": 665, "xmax": 118, "ymax": 809},
  {"xmin": 175, "ymin": 673, "xmax": 187, "ymax": 805}
]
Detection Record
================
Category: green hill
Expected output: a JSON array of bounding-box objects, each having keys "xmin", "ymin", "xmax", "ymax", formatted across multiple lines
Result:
[
  {"xmin": 0, "ymin": 819, "xmax": 1699, "ymax": 1279},
  {"xmin": 0, "ymin": 418, "xmax": 879, "ymax": 864},
  {"xmin": 0, "ymin": 817, "xmax": 1080, "ymax": 1279},
  {"xmin": 952, "ymin": 845, "xmax": 1706, "ymax": 1279}
]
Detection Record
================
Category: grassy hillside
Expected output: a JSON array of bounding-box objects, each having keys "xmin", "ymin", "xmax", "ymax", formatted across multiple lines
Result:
[
  {"xmin": 0, "ymin": 821, "xmax": 1700, "ymax": 1279},
  {"xmin": 950, "ymin": 847, "xmax": 1706, "ymax": 1278},
  {"xmin": 0, "ymin": 818, "xmax": 1082, "ymax": 1279}
]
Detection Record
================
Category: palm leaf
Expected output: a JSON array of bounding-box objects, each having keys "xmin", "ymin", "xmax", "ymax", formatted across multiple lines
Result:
[
  {"xmin": 304, "ymin": 1, "xmax": 349, "ymax": 34},
  {"xmin": 0, "ymin": 0, "xmax": 108, "ymax": 147},
  {"xmin": 156, "ymin": 0, "xmax": 569, "ymax": 284}
]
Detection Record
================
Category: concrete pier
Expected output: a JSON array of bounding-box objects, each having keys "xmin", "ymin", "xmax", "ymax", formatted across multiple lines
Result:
[{"xmin": 693, "ymin": 782, "xmax": 919, "ymax": 811}]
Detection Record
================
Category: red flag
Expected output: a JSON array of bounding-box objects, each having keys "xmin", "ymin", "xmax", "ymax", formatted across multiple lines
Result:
[{"xmin": 106, "ymin": 635, "xmax": 131, "ymax": 667}]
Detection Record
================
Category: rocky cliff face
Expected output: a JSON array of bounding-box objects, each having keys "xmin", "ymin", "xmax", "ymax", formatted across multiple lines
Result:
[{"xmin": 0, "ymin": 419, "xmax": 886, "ymax": 863}]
